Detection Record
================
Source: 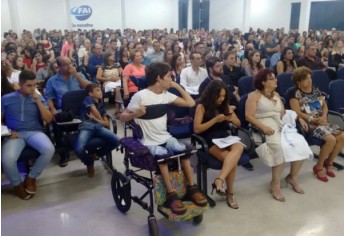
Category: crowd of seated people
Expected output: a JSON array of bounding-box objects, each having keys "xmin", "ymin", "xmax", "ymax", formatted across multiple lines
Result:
[{"xmin": 1, "ymin": 26, "xmax": 343, "ymax": 203}]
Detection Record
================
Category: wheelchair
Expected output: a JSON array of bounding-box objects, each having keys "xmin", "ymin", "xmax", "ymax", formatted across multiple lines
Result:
[{"xmin": 111, "ymin": 104, "xmax": 207, "ymax": 236}]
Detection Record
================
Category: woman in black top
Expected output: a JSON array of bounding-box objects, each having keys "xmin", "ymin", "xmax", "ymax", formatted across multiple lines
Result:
[{"xmin": 194, "ymin": 80, "xmax": 243, "ymax": 209}]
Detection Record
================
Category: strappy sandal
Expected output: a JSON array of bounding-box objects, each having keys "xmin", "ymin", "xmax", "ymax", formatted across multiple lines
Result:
[
  {"xmin": 211, "ymin": 178, "xmax": 226, "ymax": 196},
  {"xmin": 226, "ymin": 191, "xmax": 239, "ymax": 209},
  {"xmin": 324, "ymin": 162, "xmax": 336, "ymax": 178},
  {"xmin": 313, "ymin": 165, "xmax": 329, "ymax": 182}
]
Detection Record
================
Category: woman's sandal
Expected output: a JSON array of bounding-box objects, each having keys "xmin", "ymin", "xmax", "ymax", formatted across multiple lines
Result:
[
  {"xmin": 324, "ymin": 162, "xmax": 336, "ymax": 178},
  {"xmin": 226, "ymin": 192, "xmax": 239, "ymax": 209},
  {"xmin": 313, "ymin": 165, "xmax": 329, "ymax": 182},
  {"xmin": 285, "ymin": 175, "xmax": 304, "ymax": 194},
  {"xmin": 211, "ymin": 178, "xmax": 226, "ymax": 196}
]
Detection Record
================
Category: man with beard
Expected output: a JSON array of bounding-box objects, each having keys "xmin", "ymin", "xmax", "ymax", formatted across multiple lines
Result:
[{"xmin": 198, "ymin": 57, "xmax": 239, "ymax": 107}]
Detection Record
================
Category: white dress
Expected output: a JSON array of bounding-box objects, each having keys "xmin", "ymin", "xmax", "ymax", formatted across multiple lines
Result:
[{"xmin": 254, "ymin": 95, "xmax": 285, "ymax": 167}]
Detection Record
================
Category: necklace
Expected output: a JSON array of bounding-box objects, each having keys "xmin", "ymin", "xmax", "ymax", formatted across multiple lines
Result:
[{"xmin": 260, "ymin": 90, "xmax": 275, "ymax": 100}]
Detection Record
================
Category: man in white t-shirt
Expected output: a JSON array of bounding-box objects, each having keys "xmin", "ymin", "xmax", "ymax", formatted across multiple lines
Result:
[{"xmin": 120, "ymin": 62, "xmax": 207, "ymax": 215}]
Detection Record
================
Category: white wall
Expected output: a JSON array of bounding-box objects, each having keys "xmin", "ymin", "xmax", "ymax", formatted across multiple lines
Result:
[
  {"xmin": 209, "ymin": 0, "xmax": 244, "ymax": 30},
  {"xmin": 1, "ymin": 0, "xmax": 12, "ymax": 33},
  {"xmin": 1, "ymin": 0, "xmax": 178, "ymax": 35},
  {"xmin": 69, "ymin": 0, "xmax": 122, "ymax": 30},
  {"xmin": 248, "ymin": 0, "xmax": 292, "ymax": 31},
  {"xmin": 210, "ymin": 0, "xmax": 293, "ymax": 32},
  {"xmin": 123, "ymin": 0, "xmax": 178, "ymax": 31},
  {"xmin": 17, "ymin": 0, "xmax": 68, "ymax": 32}
]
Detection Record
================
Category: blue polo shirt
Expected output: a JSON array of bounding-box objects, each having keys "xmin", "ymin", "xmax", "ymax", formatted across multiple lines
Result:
[
  {"xmin": 1, "ymin": 91, "xmax": 47, "ymax": 132},
  {"xmin": 79, "ymin": 96, "xmax": 106, "ymax": 121},
  {"xmin": 44, "ymin": 72, "xmax": 87, "ymax": 109}
]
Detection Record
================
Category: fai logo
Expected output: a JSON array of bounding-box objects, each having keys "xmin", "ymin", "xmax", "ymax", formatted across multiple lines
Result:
[{"xmin": 71, "ymin": 5, "xmax": 92, "ymax": 21}]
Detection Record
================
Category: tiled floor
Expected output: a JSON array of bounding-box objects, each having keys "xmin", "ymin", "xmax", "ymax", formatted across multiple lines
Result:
[{"xmin": 1, "ymin": 116, "xmax": 344, "ymax": 236}]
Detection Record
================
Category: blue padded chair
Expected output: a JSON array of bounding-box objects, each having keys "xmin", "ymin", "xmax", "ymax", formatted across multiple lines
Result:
[
  {"xmin": 238, "ymin": 76, "xmax": 254, "ymax": 96},
  {"xmin": 311, "ymin": 70, "xmax": 330, "ymax": 98},
  {"xmin": 167, "ymin": 87, "xmax": 194, "ymax": 139},
  {"xmin": 58, "ymin": 90, "xmax": 117, "ymax": 171},
  {"xmin": 328, "ymin": 79, "xmax": 344, "ymax": 113},
  {"xmin": 276, "ymin": 72, "xmax": 294, "ymax": 99},
  {"xmin": 337, "ymin": 67, "xmax": 344, "ymax": 80}
]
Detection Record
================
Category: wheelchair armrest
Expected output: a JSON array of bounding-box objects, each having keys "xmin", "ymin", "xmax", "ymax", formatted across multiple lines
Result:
[
  {"xmin": 249, "ymin": 125, "xmax": 266, "ymax": 143},
  {"xmin": 120, "ymin": 137, "xmax": 150, "ymax": 156},
  {"xmin": 106, "ymin": 114, "xmax": 117, "ymax": 134},
  {"xmin": 191, "ymin": 134, "xmax": 209, "ymax": 151}
]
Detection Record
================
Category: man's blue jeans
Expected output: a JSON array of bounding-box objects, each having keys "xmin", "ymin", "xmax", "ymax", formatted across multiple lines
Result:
[
  {"xmin": 74, "ymin": 122, "xmax": 119, "ymax": 166},
  {"xmin": 1, "ymin": 131, "xmax": 55, "ymax": 186}
]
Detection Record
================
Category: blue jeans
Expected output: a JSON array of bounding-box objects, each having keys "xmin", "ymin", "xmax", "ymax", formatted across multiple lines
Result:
[
  {"xmin": 74, "ymin": 122, "xmax": 119, "ymax": 166},
  {"xmin": 147, "ymin": 137, "xmax": 186, "ymax": 156},
  {"xmin": 1, "ymin": 131, "xmax": 55, "ymax": 186}
]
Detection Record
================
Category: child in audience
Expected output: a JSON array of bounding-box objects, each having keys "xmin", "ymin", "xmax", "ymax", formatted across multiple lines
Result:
[{"xmin": 74, "ymin": 83, "xmax": 120, "ymax": 177}]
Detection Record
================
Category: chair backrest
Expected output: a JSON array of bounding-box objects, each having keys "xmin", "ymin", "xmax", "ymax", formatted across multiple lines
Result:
[
  {"xmin": 167, "ymin": 87, "xmax": 194, "ymax": 139},
  {"xmin": 311, "ymin": 70, "xmax": 330, "ymax": 96},
  {"xmin": 337, "ymin": 67, "xmax": 344, "ymax": 80},
  {"xmin": 284, "ymin": 86, "xmax": 297, "ymax": 110},
  {"xmin": 276, "ymin": 72, "xmax": 294, "ymax": 97},
  {"xmin": 129, "ymin": 76, "xmax": 147, "ymax": 90},
  {"xmin": 238, "ymin": 76, "xmax": 254, "ymax": 96},
  {"xmin": 238, "ymin": 94, "xmax": 249, "ymax": 129},
  {"xmin": 61, "ymin": 89, "xmax": 88, "ymax": 116},
  {"xmin": 328, "ymin": 79, "xmax": 344, "ymax": 112}
]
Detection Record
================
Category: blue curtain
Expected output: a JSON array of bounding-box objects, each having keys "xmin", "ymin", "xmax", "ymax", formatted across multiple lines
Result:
[
  {"xmin": 290, "ymin": 3, "xmax": 301, "ymax": 30},
  {"xmin": 309, "ymin": 1, "xmax": 344, "ymax": 30},
  {"xmin": 178, "ymin": 0, "xmax": 188, "ymax": 30}
]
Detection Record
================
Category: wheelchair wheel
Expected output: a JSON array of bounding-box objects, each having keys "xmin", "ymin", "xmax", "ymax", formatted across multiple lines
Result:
[
  {"xmin": 111, "ymin": 171, "xmax": 131, "ymax": 213},
  {"xmin": 148, "ymin": 215, "xmax": 159, "ymax": 236},
  {"xmin": 193, "ymin": 213, "xmax": 203, "ymax": 225}
]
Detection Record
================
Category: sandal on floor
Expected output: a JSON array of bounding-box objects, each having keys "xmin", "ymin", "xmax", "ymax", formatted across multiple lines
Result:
[
  {"xmin": 226, "ymin": 191, "xmax": 239, "ymax": 209},
  {"xmin": 211, "ymin": 178, "xmax": 226, "ymax": 196},
  {"xmin": 324, "ymin": 162, "xmax": 336, "ymax": 178},
  {"xmin": 313, "ymin": 165, "xmax": 329, "ymax": 182}
]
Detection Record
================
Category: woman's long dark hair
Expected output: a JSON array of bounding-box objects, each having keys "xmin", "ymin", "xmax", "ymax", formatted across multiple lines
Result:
[
  {"xmin": 200, "ymin": 80, "xmax": 230, "ymax": 121},
  {"xmin": 1, "ymin": 68, "xmax": 14, "ymax": 96},
  {"xmin": 279, "ymin": 47, "xmax": 296, "ymax": 72}
]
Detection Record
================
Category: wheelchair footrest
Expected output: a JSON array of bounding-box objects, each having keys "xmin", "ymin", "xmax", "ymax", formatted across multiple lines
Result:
[{"xmin": 157, "ymin": 202, "xmax": 207, "ymax": 221}]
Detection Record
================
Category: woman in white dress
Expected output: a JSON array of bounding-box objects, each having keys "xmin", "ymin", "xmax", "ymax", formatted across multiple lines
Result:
[
  {"xmin": 245, "ymin": 68, "xmax": 309, "ymax": 202},
  {"xmin": 96, "ymin": 51, "xmax": 123, "ymax": 117}
]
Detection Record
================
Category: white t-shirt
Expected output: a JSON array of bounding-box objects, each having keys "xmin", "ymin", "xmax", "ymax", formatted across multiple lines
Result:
[{"xmin": 127, "ymin": 89, "xmax": 177, "ymax": 145}]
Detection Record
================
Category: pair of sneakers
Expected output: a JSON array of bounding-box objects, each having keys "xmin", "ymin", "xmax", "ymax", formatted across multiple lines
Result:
[{"xmin": 164, "ymin": 184, "xmax": 207, "ymax": 215}]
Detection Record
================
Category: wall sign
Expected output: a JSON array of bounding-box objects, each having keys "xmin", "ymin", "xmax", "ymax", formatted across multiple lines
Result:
[{"xmin": 70, "ymin": 5, "xmax": 92, "ymax": 21}]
